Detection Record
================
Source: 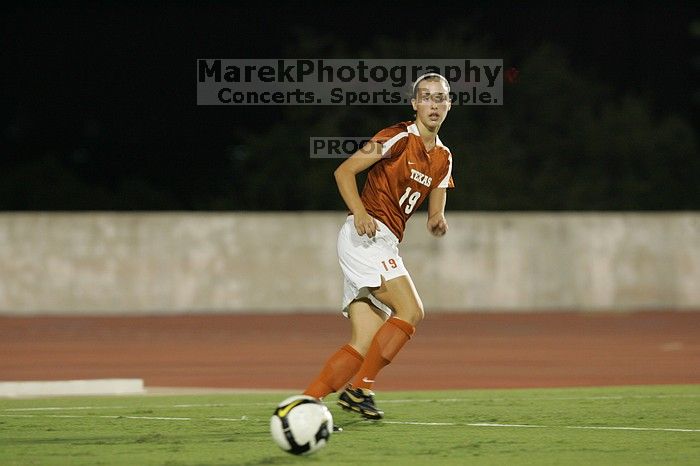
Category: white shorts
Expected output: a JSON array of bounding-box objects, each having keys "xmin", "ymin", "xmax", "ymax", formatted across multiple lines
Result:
[{"xmin": 337, "ymin": 215, "xmax": 409, "ymax": 317}]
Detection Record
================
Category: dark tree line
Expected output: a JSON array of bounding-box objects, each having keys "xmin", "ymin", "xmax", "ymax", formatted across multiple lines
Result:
[{"xmin": 2, "ymin": 20, "xmax": 698, "ymax": 211}]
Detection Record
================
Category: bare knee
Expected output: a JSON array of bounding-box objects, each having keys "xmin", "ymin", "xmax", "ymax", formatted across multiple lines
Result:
[{"xmin": 394, "ymin": 302, "xmax": 424, "ymax": 326}]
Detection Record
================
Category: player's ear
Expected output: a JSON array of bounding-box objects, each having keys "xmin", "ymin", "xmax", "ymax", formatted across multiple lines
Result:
[{"xmin": 411, "ymin": 98, "xmax": 417, "ymax": 112}]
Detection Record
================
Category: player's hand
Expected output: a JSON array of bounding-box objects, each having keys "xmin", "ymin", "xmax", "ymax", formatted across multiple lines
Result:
[
  {"xmin": 354, "ymin": 212, "xmax": 379, "ymax": 238},
  {"xmin": 427, "ymin": 213, "xmax": 448, "ymax": 237}
]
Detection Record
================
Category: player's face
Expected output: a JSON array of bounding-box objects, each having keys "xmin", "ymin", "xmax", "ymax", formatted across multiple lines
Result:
[{"xmin": 411, "ymin": 79, "xmax": 451, "ymax": 131}]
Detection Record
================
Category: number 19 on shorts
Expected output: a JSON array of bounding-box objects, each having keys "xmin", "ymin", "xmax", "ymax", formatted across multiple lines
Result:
[{"xmin": 381, "ymin": 258, "xmax": 398, "ymax": 271}]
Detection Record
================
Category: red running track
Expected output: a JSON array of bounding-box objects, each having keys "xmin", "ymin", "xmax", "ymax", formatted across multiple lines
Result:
[{"xmin": 1, "ymin": 312, "xmax": 698, "ymax": 390}]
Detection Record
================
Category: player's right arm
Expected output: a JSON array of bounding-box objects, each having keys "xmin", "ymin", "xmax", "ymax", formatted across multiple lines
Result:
[{"xmin": 334, "ymin": 141, "xmax": 384, "ymax": 238}]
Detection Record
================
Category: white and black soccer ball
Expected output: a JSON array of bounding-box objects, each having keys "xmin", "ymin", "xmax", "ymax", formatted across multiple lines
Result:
[{"xmin": 270, "ymin": 395, "xmax": 333, "ymax": 455}]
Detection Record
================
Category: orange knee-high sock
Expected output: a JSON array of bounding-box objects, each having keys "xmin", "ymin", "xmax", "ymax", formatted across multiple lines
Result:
[
  {"xmin": 303, "ymin": 344, "xmax": 364, "ymax": 399},
  {"xmin": 351, "ymin": 316, "xmax": 416, "ymax": 390}
]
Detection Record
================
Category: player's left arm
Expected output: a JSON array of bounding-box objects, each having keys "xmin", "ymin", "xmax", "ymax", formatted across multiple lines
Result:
[{"xmin": 427, "ymin": 187, "xmax": 448, "ymax": 237}]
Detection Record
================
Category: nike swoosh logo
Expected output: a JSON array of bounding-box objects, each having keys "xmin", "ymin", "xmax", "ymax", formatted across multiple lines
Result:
[
  {"xmin": 408, "ymin": 161, "xmax": 416, "ymax": 165},
  {"xmin": 346, "ymin": 392, "xmax": 366, "ymax": 403},
  {"xmin": 362, "ymin": 377, "xmax": 375, "ymax": 383}
]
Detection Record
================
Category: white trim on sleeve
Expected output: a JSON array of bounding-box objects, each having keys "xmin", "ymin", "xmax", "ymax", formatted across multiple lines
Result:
[
  {"xmin": 438, "ymin": 153, "xmax": 453, "ymax": 188},
  {"xmin": 381, "ymin": 131, "xmax": 409, "ymax": 156}
]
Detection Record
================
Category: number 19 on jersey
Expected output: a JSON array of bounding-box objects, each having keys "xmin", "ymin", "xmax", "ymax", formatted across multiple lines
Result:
[{"xmin": 399, "ymin": 187, "xmax": 421, "ymax": 214}]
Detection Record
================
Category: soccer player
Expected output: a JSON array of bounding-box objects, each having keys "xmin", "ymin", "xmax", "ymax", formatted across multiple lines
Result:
[{"xmin": 303, "ymin": 73, "xmax": 454, "ymax": 420}]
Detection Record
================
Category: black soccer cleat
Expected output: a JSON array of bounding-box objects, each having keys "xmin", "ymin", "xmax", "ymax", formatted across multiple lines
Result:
[
  {"xmin": 337, "ymin": 386, "xmax": 384, "ymax": 420},
  {"xmin": 332, "ymin": 424, "xmax": 343, "ymax": 433}
]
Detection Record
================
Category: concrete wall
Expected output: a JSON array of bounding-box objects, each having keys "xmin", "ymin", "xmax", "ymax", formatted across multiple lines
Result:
[{"xmin": 0, "ymin": 212, "xmax": 698, "ymax": 314}]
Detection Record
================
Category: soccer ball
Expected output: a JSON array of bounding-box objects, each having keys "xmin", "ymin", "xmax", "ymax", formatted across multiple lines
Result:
[{"xmin": 270, "ymin": 395, "xmax": 333, "ymax": 455}]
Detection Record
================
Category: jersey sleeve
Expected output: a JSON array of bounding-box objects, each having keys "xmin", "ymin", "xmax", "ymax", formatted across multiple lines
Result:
[
  {"xmin": 370, "ymin": 125, "xmax": 409, "ymax": 159},
  {"xmin": 437, "ymin": 153, "xmax": 455, "ymax": 189}
]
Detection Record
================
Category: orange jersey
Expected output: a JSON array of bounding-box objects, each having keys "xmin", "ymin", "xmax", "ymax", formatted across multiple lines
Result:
[{"xmin": 360, "ymin": 121, "xmax": 455, "ymax": 242}]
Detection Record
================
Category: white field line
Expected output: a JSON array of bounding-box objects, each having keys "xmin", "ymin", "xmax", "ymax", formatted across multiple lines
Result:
[
  {"xmin": 0, "ymin": 414, "xmax": 248, "ymax": 422},
  {"xmin": 3, "ymin": 392, "xmax": 698, "ymax": 412},
  {"xmin": 468, "ymin": 423, "xmax": 547, "ymax": 428},
  {"xmin": 3, "ymin": 406, "xmax": 129, "ymax": 411},
  {"xmin": 563, "ymin": 425, "xmax": 699, "ymax": 433},
  {"xmin": 0, "ymin": 414, "xmax": 190, "ymax": 421},
  {"xmin": 1, "ymin": 413, "xmax": 698, "ymax": 433},
  {"xmin": 382, "ymin": 421, "xmax": 700, "ymax": 433},
  {"xmin": 381, "ymin": 393, "xmax": 700, "ymax": 404}
]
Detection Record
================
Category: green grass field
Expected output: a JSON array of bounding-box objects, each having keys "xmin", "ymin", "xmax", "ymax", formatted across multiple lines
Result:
[{"xmin": 1, "ymin": 385, "xmax": 698, "ymax": 465}]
